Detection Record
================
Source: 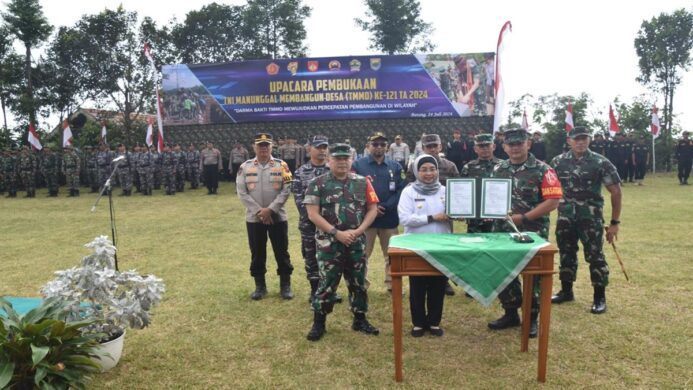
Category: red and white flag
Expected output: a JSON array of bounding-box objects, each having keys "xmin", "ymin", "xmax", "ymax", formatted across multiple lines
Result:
[
  {"xmin": 521, "ymin": 109, "xmax": 529, "ymax": 130},
  {"xmin": 650, "ymin": 105, "xmax": 660, "ymax": 139},
  {"xmin": 565, "ymin": 102, "xmax": 574, "ymax": 133},
  {"xmin": 27, "ymin": 123, "xmax": 43, "ymax": 150},
  {"xmin": 492, "ymin": 21, "xmax": 512, "ymax": 134},
  {"xmin": 145, "ymin": 117, "xmax": 154, "ymax": 147},
  {"xmin": 100, "ymin": 122, "xmax": 108, "ymax": 145},
  {"xmin": 608, "ymin": 104, "xmax": 620, "ymax": 137},
  {"xmin": 144, "ymin": 42, "xmax": 165, "ymax": 152},
  {"xmin": 62, "ymin": 119, "xmax": 73, "ymax": 147}
]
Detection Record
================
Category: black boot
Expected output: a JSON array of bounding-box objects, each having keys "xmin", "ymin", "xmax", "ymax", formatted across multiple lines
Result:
[
  {"xmin": 308, "ymin": 279, "xmax": 319, "ymax": 303},
  {"xmin": 250, "ymin": 276, "xmax": 267, "ymax": 300},
  {"xmin": 591, "ymin": 286, "xmax": 607, "ymax": 314},
  {"xmin": 280, "ymin": 275, "xmax": 293, "ymax": 300},
  {"xmin": 488, "ymin": 308, "xmax": 521, "ymax": 330},
  {"xmin": 306, "ymin": 312, "xmax": 326, "ymax": 341},
  {"xmin": 529, "ymin": 312, "xmax": 538, "ymax": 338},
  {"xmin": 445, "ymin": 281, "xmax": 455, "ymax": 296},
  {"xmin": 74, "ymin": 189, "xmax": 79, "ymax": 197},
  {"xmin": 352, "ymin": 313, "xmax": 379, "ymax": 335},
  {"xmin": 551, "ymin": 281, "xmax": 574, "ymax": 304}
]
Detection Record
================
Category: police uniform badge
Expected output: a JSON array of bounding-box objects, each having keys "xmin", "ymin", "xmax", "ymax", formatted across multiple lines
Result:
[
  {"xmin": 287, "ymin": 61, "xmax": 298, "ymax": 76},
  {"xmin": 307, "ymin": 61, "xmax": 319, "ymax": 72},
  {"xmin": 349, "ymin": 59, "xmax": 361, "ymax": 72},
  {"xmin": 266, "ymin": 62, "xmax": 279, "ymax": 75},
  {"xmin": 328, "ymin": 60, "xmax": 341, "ymax": 71},
  {"xmin": 370, "ymin": 58, "xmax": 381, "ymax": 71}
]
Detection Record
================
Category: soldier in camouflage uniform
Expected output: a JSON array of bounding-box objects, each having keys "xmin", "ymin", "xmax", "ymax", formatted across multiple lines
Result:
[
  {"xmin": 137, "ymin": 145, "xmax": 154, "ymax": 195},
  {"xmin": 2, "ymin": 149, "xmax": 18, "ymax": 197},
  {"xmin": 114, "ymin": 143, "xmax": 133, "ymax": 196},
  {"xmin": 303, "ymin": 143, "xmax": 380, "ymax": 341},
  {"xmin": 291, "ymin": 135, "xmax": 332, "ymax": 301},
  {"xmin": 186, "ymin": 143, "xmax": 200, "ymax": 189},
  {"xmin": 161, "ymin": 144, "xmax": 177, "ymax": 195},
  {"xmin": 131, "ymin": 145, "xmax": 142, "ymax": 193},
  {"xmin": 460, "ymin": 134, "xmax": 500, "ymax": 233},
  {"xmin": 489, "ymin": 129, "xmax": 563, "ymax": 337},
  {"xmin": 62, "ymin": 145, "xmax": 81, "ymax": 196},
  {"xmin": 173, "ymin": 144, "xmax": 186, "ymax": 192},
  {"xmin": 96, "ymin": 143, "xmax": 113, "ymax": 194},
  {"xmin": 18, "ymin": 146, "xmax": 38, "ymax": 198},
  {"xmin": 84, "ymin": 146, "xmax": 98, "ymax": 193},
  {"xmin": 550, "ymin": 126, "xmax": 622, "ymax": 314},
  {"xmin": 41, "ymin": 147, "xmax": 61, "ymax": 197},
  {"xmin": 150, "ymin": 145, "xmax": 162, "ymax": 190}
]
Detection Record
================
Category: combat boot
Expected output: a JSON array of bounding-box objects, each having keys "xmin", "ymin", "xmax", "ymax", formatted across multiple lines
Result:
[
  {"xmin": 551, "ymin": 281, "xmax": 574, "ymax": 304},
  {"xmin": 529, "ymin": 311, "xmax": 539, "ymax": 338},
  {"xmin": 74, "ymin": 189, "xmax": 79, "ymax": 197},
  {"xmin": 488, "ymin": 309, "xmax": 521, "ymax": 330},
  {"xmin": 444, "ymin": 281, "xmax": 455, "ymax": 296},
  {"xmin": 352, "ymin": 313, "xmax": 379, "ymax": 335},
  {"xmin": 306, "ymin": 312, "xmax": 326, "ymax": 341},
  {"xmin": 591, "ymin": 286, "xmax": 607, "ymax": 314},
  {"xmin": 279, "ymin": 275, "xmax": 293, "ymax": 300},
  {"xmin": 250, "ymin": 276, "xmax": 267, "ymax": 300}
]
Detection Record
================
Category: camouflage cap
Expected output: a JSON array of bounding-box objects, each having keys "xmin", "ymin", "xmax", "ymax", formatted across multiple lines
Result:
[
  {"xmin": 503, "ymin": 129, "xmax": 529, "ymax": 144},
  {"xmin": 329, "ymin": 143, "xmax": 352, "ymax": 157},
  {"xmin": 421, "ymin": 134, "xmax": 441, "ymax": 146},
  {"xmin": 569, "ymin": 126, "xmax": 590, "ymax": 139},
  {"xmin": 368, "ymin": 131, "xmax": 388, "ymax": 142},
  {"xmin": 474, "ymin": 134, "xmax": 493, "ymax": 145}
]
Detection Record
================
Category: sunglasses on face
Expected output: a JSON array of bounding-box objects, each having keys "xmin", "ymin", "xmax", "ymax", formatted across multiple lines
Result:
[{"xmin": 371, "ymin": 142, "xmax": 387, "ymax": 148}]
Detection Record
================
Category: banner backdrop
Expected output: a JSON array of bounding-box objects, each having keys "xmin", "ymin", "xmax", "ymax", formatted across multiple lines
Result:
[{"xmin": 162, "ymin": 52, "xmax": 495, "ymax": 125}]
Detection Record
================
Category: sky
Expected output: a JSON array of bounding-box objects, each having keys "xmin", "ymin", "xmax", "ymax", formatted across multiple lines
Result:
[{"xmin": 6, "ymin": 0, "xmax": 693, "ymax": 130}]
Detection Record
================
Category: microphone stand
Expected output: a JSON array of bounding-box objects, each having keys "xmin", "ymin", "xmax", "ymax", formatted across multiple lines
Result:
[{"xmin": 91, "ymin": 159, "xmax": 123, "ymax": 270}]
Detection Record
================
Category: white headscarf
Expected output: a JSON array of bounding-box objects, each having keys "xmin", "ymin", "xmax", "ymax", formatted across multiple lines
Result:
[{"xmin": 412, "ymin": 154, "xmax": 441, "ymax": 195}]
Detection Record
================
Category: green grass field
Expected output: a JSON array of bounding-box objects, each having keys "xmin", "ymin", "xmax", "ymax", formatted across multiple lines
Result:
[{"xmin": 1, "ymin": 175, "xmax": 691, "ymax": 388}]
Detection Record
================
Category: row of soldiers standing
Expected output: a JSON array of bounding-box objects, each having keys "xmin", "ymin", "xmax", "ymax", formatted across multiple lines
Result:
[{"xmin": 1, "ymin": 146, "xmax": 81, "ymax": 197}]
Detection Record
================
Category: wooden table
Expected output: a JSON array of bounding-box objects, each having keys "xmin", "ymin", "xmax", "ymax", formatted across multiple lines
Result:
[{"xmin": 388, "ymin": 244, "xmax": 558, "ymax": 383}]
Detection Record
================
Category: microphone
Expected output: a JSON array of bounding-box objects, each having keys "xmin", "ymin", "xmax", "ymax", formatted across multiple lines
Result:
[{"xmin": 112, "ymin": 155, "xmax": 125, "ymax": 163}]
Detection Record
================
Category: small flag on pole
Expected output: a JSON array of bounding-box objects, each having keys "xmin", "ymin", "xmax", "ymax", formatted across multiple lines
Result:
[
  {"xmin": 100, "ymin": 122, "xmax": 108, "ymax": 145},
  {"xmin": 492, "ymin": 21, "xmax": 512, "ymax": 134},
  {"xmin": 62, "ymin": 119, "xmax": 73, "ymax": 147},
  {"xmin": 27, "ymin": 123, "xmax": 43, "ymax": 150},
  {"xmin": 521, "ymin": 109, "xmax": 529, "ymax": 130},
  {"xmin": 565, "ymin": 102, "xmax": 574, "ymax": 133},
  {"xmin": 144, "ymin": 42, "xmax": 165, "ymax": 152},
  {"xmin": 145, "ymin": 117, "xmax": 154, "ymax": 147},
  {"xmin": 650, "ymin": 106, "xmax": 660, "ymax": 139},
  {"xmin": 608, "ymin": 104, "xmax": 620, "ymax": 137}
]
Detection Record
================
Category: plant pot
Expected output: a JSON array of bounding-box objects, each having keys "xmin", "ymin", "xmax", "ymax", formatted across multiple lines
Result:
[{"xmin": 92, "ymin": 330, "xmax": 126, "ymax": 372}]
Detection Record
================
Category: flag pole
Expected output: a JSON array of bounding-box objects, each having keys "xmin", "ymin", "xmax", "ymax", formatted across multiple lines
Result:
[{"xmin": 652, "ymin": 132, "xmax": 656, "ymax": 176}]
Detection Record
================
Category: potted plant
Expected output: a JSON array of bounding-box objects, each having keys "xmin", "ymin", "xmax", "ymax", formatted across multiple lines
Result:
[
  {"xmin": 0, "ymin": 297, "xmax": 103, "ymax": 389},
  {"xmin": 41, "ymin": 236, "xmax": 165, "ymax": 371}
]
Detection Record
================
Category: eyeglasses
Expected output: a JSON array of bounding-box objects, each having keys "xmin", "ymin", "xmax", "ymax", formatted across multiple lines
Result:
[{"xmin": 371, "ymin": 142, "xmax": 387, "ymax": 148}]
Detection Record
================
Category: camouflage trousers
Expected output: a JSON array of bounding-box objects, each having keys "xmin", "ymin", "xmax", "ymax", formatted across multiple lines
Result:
[
  {"xmin": 312, "ymin": 234, "xmax": 368, "ymax": 315},
  {"xmin": 298, "ymin": 214, "xmax": 319, "ymax": 281},
  {"xmin": 87, "ymin": 168, "xmax": 98, "ymax": 190},
  {"xmin": 97, "ymin": 166, "xmax": 110, "ymax": 188},
  {"xmin": 555, "ymin": 216, "xmax": 610, "ymax": 287},
  {"xmin": 117, "ymin": 169, "xmax": 132, "ymax": 191},
  {"xmin": 187, "ymin": 166, "xmax": 200, "ymax": 188},
  {"xmin": 65, "ymin": 169, "xmax": 80, "ymax": 191},
  {"xmin": 496, "ymin": 227, "xmax": 547, "ymax": 311},
  {"xmin": 20, "ymin": 170, "xmax": 35, "ymax": 192},
  {"xmin": 162, "ymin": 168, "xmax": 176, "ymax": 194},
  {"xmin": 4, "ymin": 173, "xmax": 17, "ymax": 194},
  {"xmin": 44, "ymin": 171, "xmax": 59, "ymax": 192},
  {"xmin": 153, "ymin": 166, "xmax": 162, "ymax": 189},
  {"xmin": 137, "ymin": 167, "xmax": 153, "ymax": 192},
  {"xmin": 175, "ymin": 168, "xmax": 185, "ymax": 192}
]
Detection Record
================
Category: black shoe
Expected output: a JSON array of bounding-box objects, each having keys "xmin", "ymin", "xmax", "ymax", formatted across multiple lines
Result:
[
  {"xmin": 74, "ymin": 189, "xmax": 79, "ymax": 197},
  {"xmin": 551, "ymin": 290, "xmax": 575, "ymax": 304},
  {"xmin": 429, "ymin": 327, "xmax": 444, "ymax": 337},
  {"xmin": 250, "ymin": 277, "xmax": 267, "ymax": 300},
  {"xmin": 410, "ymin": 327, "xmax": 425, "ymax": 337},
  {"xmin": 352, "ymin": 314, "xmax": 379, "ymax": 335},
  {"xmin": 306, "ymin": 312, "xmax": 326, "ymax": 341},
  {"xmin": 279, "ymin": 275, "xmax": 293, "ymax": 300},
  {"xmin": 529, "ymin": 314, "xmax": 538, "ymax": 338},
  {"xmin": 591, "ymin": 286, "xmax": 607, "ymax": 314},
  {"xmin": 488, "ymin": 310, "xmax": 521, "ymax": 330},
  {"xmin": 445, "ymin": 282, "xmax": 455, "ymax": 296}
]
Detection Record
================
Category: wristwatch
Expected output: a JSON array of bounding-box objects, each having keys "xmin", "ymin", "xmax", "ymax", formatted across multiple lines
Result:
[
  {"xmin": 329, "ymin": 227, "xmax": 338, "ymax": 235},
  {"xmin": 610, "ymin": 219, "xmax": 620, "ymax": 226}
]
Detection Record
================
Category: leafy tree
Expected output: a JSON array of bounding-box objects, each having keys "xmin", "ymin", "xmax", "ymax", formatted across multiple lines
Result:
[
  {"xmin": 0, "ymin": 25, "xmax": 23, "ymax": 136},
  {"xmin": 170, "ymin": 3, "xmax": 246, "ymax": 63},
  {"xmin": 355, "ymin": 0, "xmax": 435, "ymax": 54},
  {"xmin": 243, "ymin": 0, "xmax": 311, "ymax": 59},
  {"xmin": 140, "ymin": 16, "xmax": 178, "ymax": 69},
  {"xmin": 44, "ymin": 26, "xmax": 85, "ymax": 123},
  {"xmin": 634, "ymin": 8, "xmax": 693, "ymax": 138},
  {"xmin": 1, "ymin": 0, "xmax": 52, "ymax": 127}
]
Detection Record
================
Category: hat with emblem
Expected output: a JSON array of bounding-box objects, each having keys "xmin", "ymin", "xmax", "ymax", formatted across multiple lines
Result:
[
  {"xmin": 421, "ymin": 133, "xmax": 441, "ymax": 146},
  {"xmin": 474, "ymin": 134, "xmax": 493, "ymax": 145},
  {"xmin": 310, "ymin": 134, "xmax": 329, "ymax": 147},
  {"xmin": 503, "ymin": 128, "xmax": 529, "ymax": 144},
  {"xmin": 568, "ymin": 126, "xmax": 590, "ymax": 139},
  {"xmin": 368, "ymin": 132, "xmax": 388, "ymax": 142},
  {"xmin": 329, "ymin": 143, "xmax": 352, "ymax": 157},
  {"xmin": 254, "ymin": 132, "xmax": 273, "ymax": 144}
]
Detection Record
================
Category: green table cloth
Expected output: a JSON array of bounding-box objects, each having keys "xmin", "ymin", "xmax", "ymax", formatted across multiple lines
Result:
[{"xmin": 389, "ymin": 232, "xmax": 549, "ymax": 306}]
